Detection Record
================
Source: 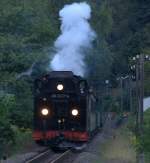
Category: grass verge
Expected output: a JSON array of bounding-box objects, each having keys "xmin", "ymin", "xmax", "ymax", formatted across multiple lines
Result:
[{"xmin": 95, "ymin": 122, "xmax": 136, "ymax": 163}]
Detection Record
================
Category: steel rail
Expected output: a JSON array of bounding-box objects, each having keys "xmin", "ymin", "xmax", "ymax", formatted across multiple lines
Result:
[
  {"xmin": 25, "ymin": 149, "xmax": 71, "ymax": 163},
  {"xmin": 25, "ymin": 149, "xmax": 50, "ymax": 163},
  {"xmin": 49, "ymin": 150, "xmax": 71, "ymax": 163}
]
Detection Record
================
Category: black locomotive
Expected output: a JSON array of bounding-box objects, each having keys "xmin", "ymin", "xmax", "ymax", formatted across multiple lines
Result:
[{"xmin": 33, "ymin": 71, "xmax": 101, "ymax": 147}]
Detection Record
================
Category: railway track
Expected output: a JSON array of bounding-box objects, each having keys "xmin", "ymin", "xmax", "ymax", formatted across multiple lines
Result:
[
  {"xmin": 26, "ymin": 149, "xmax": 72, "ymax": 163},
  {"xmin": 49, "ymin": 150, "xmax": 71, "ymax": 163}
]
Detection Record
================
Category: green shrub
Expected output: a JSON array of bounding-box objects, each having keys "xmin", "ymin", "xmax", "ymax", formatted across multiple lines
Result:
[{"xmin": 0, "ymin": 121, "xmax": 14, "ymax": 158}]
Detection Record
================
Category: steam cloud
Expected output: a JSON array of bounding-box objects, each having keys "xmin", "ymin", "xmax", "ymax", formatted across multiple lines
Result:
[{"xmin": 50, "ymin": 2, "xmax": 96, "ymax": 76}]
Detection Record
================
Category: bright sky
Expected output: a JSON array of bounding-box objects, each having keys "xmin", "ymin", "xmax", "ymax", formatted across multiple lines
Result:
[{"xmin": 144, "ymin": 97, "xmax": 150, "ymax": 111}]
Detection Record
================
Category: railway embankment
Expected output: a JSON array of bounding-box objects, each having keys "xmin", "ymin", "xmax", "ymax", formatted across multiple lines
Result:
[
  {"xmin": 0, "ymin": 143, "xmax": 47, "ymax": 163},
  {"xmin": 70, "ymin": 117, "xmax": 136, "ymax": 163},
  {"xmin": 1, "ymin": 116, "xmax": 137, "ymax": 163},
  {"xmin": 97, "ymin": 124, "xmax": 136, "ymax": 163}
]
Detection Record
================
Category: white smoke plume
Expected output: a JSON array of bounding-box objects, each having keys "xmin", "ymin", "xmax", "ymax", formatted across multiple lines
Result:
[{"xmin": 50, "ymin": 2, "xmax": 96, "ymax": 76}]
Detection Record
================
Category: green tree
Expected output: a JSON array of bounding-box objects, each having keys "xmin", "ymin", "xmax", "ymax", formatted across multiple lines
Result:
[{"xmin": 0, "ymin": 94, "xmax": 15, "ymax": 158}]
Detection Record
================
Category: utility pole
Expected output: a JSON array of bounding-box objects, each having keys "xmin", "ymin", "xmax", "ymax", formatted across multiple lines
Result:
[
  {"xmin": 131, "ymin": 54, "xmax": 150, "ymax": 163},
  {"xmin": 129, "ymin": 75, "xmax": 133, "ymax": 113},
  {"xmin": 120, "ymin": 78, "xmax": 123, "ymax": 115},
  {"xmin": 132, "ymin": 54, "xmax": 150, "ymax": 135},
  {"xmin": 139, "ymin": 54, "xmax": 144, "ymax": 134},
  {"xmin": 136, "ymin": 62, "xmax": 139, "ymax": 134},
  {"xmin": 132, "ymin": 54, "xmax": 144, "ymax": 135}
]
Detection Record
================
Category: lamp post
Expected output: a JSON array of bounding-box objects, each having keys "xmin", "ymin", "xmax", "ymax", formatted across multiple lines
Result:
[{"xmin": 105, "ymin": 80, "xmax": 109, "ymax": 96}]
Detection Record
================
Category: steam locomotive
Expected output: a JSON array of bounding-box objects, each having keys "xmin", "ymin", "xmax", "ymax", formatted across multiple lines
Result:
[{"xmin": 32, "ymin": 71, "xmax": 102, "ymax": 148}]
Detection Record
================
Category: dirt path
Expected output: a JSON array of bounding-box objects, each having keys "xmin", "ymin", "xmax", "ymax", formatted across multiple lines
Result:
[
  {"xmin": 99, "ymin": 124, "xmax": 136, "ymax": 163},
  {"xmin": 73, "ymin": 117, "xmax": 136, "ymax": 163}
]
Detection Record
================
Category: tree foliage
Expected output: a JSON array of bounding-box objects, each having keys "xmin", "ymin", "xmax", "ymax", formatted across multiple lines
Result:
[{"xmin": 0, "ymin": 0, "xmax": 150, "ymax": 157}]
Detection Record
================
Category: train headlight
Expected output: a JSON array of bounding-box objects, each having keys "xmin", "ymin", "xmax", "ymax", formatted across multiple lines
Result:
[
  {"xmin": 71, "ymin": 109, "xmax": 79, "ymax": 116},
  {"xmin": 57, "ymin": 84, "xmax": 64, "ymax": 91},
  {"xmin": 41, "ymin": 108, "xmax": 49, "ymax": 116}
]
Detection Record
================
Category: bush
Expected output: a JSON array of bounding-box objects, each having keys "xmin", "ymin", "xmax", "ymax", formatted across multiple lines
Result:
[
  {"xmin": 10, "ymin": 125, "xmax": 32, "ymax": 154},
  {"xmin": 0, "ymin": 94, "xmax": 16, "ymax": 158},
  {"xmin": 134, "ymin": 109, "xmax": 150, "ymax": 162},
  {"xmin": 0, "ymin": 121, "xmax": 14, "ymax": 158}
]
